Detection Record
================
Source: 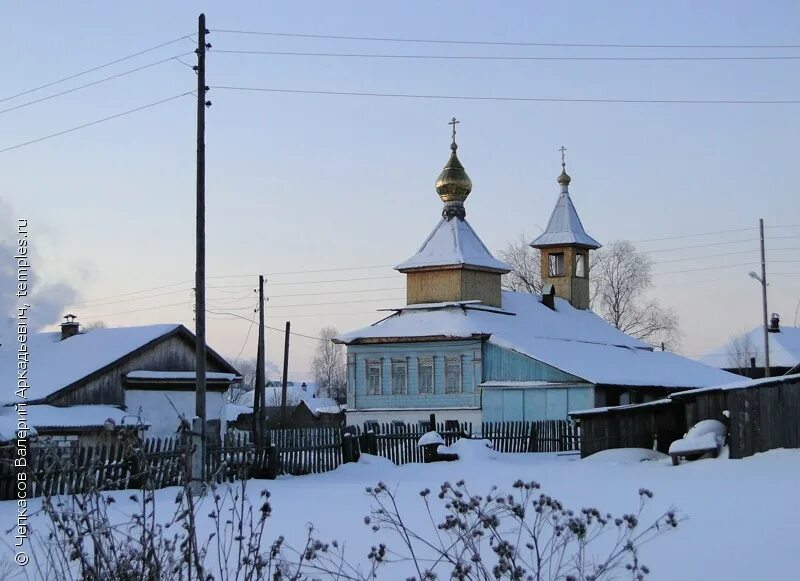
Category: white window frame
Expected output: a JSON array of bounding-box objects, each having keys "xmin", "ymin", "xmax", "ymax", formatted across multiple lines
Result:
[
  {"xmin": 444, "ymin": 356, "xmax": 462, "ymax": 394},
  {"xmin": 418, "ymin": 357, "xmax": 434, "ymax": 395},
  {"xmin": 391, "ymin": 359, "xmax": 408, "ymax": 395},
  {"xmin": 366, "ymin": 360, "xmax": 382, "ymax": 395}
]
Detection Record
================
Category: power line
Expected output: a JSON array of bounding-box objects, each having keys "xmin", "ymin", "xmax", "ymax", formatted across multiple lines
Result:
[
  {"xmin": 632, "ymin": 226, "xmax": 757, "ymax": 243},
  {"xmin": 0, "ymin": 53, "xmax": 194, "ymax": 115},
  {"xmin": 233, "ymin": 301, "xmax": 259, "ymax": 363},
  {"xmin": 210, "ymin": 29, "xmax": 800, "ymax": 49},
  {"xmin": 0, "ymin": 35, "xmax": 191, "ymax": 104},
  {"xmin": 0, "ymin": 91, "xmax": 193, "ymax": 154},
  {"xmin": 652, "ymin": 259, "xmax": 800, "ymax": 276},
  {"xmin": 212, "ymin": 85, "xmax": 800, "ymax": 105},
  {"xmin": 209, "ymin": 296, "xmax": 406, "ymax": 310},
  {"xmin": 650, "ymin": 247, "xmax": 800, "ymax": 265},
  {"xmin": 215, "ymin": 48, "xmax": 800, "ymax": 62},
  {"xmin": 207, "ymin": 308, "xmax": 325, "ymax": 342},
  {"xmin": 641, "ymin": 238, "xmax": 757, "ymax": 254}
]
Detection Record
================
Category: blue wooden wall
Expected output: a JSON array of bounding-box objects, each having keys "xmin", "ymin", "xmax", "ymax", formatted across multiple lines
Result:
[
  {"xmin": 347, "ymin": 340, "xmax": 482, "ymax": 410},
  {"xmin": 482, "ymin": 386, "xmax": 594, "ymax": 422},
  {"xmin": 482, "ymin": 342, "xmax": 581, "ymax": 383}
]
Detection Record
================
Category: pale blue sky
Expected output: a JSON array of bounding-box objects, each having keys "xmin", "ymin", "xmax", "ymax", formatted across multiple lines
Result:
[{"xmin": 2, "ymin": 1, "xmax": 799, "ymax": 378}]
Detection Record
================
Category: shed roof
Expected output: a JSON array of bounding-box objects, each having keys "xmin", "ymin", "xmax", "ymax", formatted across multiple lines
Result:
[{"xmin": 1, "ymin": 323, "xmax": 238, "ymax": 402}]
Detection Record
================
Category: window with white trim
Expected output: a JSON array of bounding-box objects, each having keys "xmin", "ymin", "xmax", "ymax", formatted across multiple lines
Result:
[
  {"xmin": 391, "ymin": 359, "xmax": 407, "ymax": 394},
  {"xmin": 418, "ymin": 357, "xmax": 434, "ymax": 394},
  {"xmin": 444, "ymin": 356, "xmax": 462, "ymax": 393},
  {"xmin": 366, "ymin": 360, "xmax": 382, "ymax": 395}
]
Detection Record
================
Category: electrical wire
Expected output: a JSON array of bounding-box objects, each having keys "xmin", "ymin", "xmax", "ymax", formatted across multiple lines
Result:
[
  {"xmin": 233, "ymin": 302, "xmax": 259, "ymax": 363},
  {"xmin": 211, "ymin": 85, "xmax": 800, "ymax": 105},
  {"xmin": 210, "ymin": 29, "xmax": 800, "ymax": 49},
  {"xmin": 650, "ymin": 247, "xmax": 800, "ymax": 265},
  {"xmin": 0, "ymin": 53, "xmax": 194, "ymax": 115},
  {"xmin": 0, "ymin": 91, "xmax": 193, "ymax": 154},
  {"xmin": 214, "ymin": 48, "xmax": 800, "ymax": 62},
  {"xmin": 0, "ymin": 35, "xmax": 192, "ymax": 104},
  {"xmin": 207, "ymin": 309, "xmax": 326, "ymax": 342}
]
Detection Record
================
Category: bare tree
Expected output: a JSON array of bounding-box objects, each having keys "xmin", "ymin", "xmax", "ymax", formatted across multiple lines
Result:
[
  {"xmin": 499, "ymin": 236, "xmax": 680, "ymax": 348},
  {"xmin": 591, "ymin": 240, "xmax": 681, "ymax": 348},
  {"xmin": 727, "ymin": 331, "xmax": 759, "ymax": 374},
  {"xmin": 312, "ymin": 326, "xmax": 347, "ymax": 402},
  {"xmin": 497, "ymin": 234, "xmax": 542, "ymax": 293},
  {"xmin": 83, "ymin": 320, "xmax": 107, "ymax": 331},
  {"xmin": 226, "ymin": 358, "xmax": 257, "ymax": 405}
]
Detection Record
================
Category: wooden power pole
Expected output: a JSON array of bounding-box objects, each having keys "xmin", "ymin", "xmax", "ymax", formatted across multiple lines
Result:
[
  {"xmin": 254, "ymin": 275, "xmax": 266, "ymax": 446},
  {"xmin": 759, "ymin": 218, "xmax": 771, "ymax": 377},
  {"xmin": 280, "ymin": 321, "xmax": 291, "ymax": 427},
  {"xmin": 192, "ymin": 13, "xmax": 210, "ymax": 489}
]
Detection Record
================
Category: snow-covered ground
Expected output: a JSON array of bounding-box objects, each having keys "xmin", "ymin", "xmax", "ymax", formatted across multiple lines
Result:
[{"xmin": 3, "ymin": 447, "xmax": 798, "ymax": 580}]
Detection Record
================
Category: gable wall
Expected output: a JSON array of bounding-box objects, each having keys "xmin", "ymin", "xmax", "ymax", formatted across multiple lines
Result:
[
  {"xmin": 47, "ymin": 334, "xmax": 231, "ymax": 406},
  {"xmin": 482, "ymin": 342, "xmax": 583, "ymax": 383}
]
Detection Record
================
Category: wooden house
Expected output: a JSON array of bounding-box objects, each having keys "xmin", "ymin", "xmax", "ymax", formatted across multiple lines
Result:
[
  {"xmin": 336, "ymin": 127, "xmax": 736, "ymax": 426},
  {"xmin": 2, "ymin": 319, "xmax": 240, "ymax": 444},
  {"xmin": 699, "ymin": 314, "xmax": 800, "ymax": 378}
]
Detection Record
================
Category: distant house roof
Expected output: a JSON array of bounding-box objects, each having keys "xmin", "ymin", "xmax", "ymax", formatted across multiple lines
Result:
[
  {"xmin": 395, "ymin": 217, "xmax": 511, "ymax": 273},
  {"xmin": 338, "ymin": 291, "xmax": 736, "ymax": 389},
  {"xmin": 698, "ymin": 325, "xmax": 800, "ymax": 369},
  {"xmin": 0, "ymin": 324, "xmax": 238, "ymax": 402},
  {"xmin": 530, "ymin": 190, "xmax": 601, "ymax": 249}
]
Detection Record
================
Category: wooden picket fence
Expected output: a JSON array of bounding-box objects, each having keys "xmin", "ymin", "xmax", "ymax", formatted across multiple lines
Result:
[
  {"xmin": 0, "ymin": 420, "xmax": 579, "ymax": 499},
  {"xmin": 266, "ymin": 427, "xmax": 343, "ymax": 476},
  {"xmin": 353, "ymin": 419, "xmax": 579, "ymax": 465}
]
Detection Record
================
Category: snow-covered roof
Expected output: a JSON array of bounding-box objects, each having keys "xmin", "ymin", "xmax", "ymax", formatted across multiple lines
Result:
[
  {"xmin": 570, "ymin": 398, "xmax": 673, "ymax": 417},
  {"xmin": 395, "ymin": 217, "xmax": 511, "ymax": 273},
  {"xmin": 530, "ymin": 191, "xmax": 601, "ymax": 249},
  {"xmin": 126, "ymin": 371, "xmax": 239, "ymax": 381},
  {"xmin": 1, "ymin": 324, "xmax": 181, "ymax": 401},
  {"xmin": 339, "ymin": 291, "xmax": 736, "ymax": 389},
  {"xmin": 670, "ymin": 372, "xmax": 800, "ymax": 398},
  {"xmin": 698, "ymin": 326, "xmax": 800, "ymax": 369},
  {"xmin": 237, "ymin": 384, "xmax": 340, "ymax": 411},
  {"xmin": 29, "ymin": 404, "xmax": 143, "ymax": 429}
]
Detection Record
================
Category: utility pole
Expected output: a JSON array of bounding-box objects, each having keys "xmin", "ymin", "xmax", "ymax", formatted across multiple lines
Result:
[
  {"xmin": 254, "ymin": 275, "xmax": 266, "ymax": 446},
  {"xmin": 192, "ymin": 13, "xmax": 210, "ymax": 491},
  {"xmin": 280, "ymin": 321, "xmax": 291, "ymax": 427},
  {"xmin": 759, "ymin": 218, "xmax": 771, "ymax": 377}
]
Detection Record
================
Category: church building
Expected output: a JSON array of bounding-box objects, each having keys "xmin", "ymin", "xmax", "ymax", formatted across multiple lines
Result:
[{"xmin": 336, "ymin": 121, "xmax": 735, "ymax": 427}]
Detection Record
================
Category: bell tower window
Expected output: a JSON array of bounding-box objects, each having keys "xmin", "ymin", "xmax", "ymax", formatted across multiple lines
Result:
[
  {"xmin": 548, "ymin": 252, "xmax": 565, "ymax": 277},
  {"xmin": 575, "ymin": 252, "xmax": 587, "ymax": 278}
]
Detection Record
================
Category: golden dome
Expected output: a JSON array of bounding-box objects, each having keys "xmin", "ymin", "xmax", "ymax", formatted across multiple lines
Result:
[
  {"xmin": 557, "ymin": 166, "xmax": 572, "ymax": 187},
  {"xmin": 435, "ymin": 141, "xmax": 472, "ymax": 203}
]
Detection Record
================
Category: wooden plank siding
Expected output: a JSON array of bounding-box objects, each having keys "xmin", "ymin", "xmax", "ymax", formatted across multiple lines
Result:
[
  {"xmin": 572, "ymin": 400, "xmax": 686, "ymax": 458},
  {"xmin": 45, "ymin": 331, "xmax": 235, "ymax": 407},
  {"xmin": 482, "ymin": 342, "xmax": 582, "ymax": 383},
  {"xmin": 348, "ymin": 340, "xmax": 482, "ymax": 410}
]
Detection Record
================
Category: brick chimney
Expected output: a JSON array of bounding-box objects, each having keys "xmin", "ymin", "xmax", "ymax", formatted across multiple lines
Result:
[
  {"xmin": 769, "ymin": 313, "xmax": 780, "ymax": 333},
  {"xmin": 61, "ymin": 314, "xmax": 80, "ymax": 340}
]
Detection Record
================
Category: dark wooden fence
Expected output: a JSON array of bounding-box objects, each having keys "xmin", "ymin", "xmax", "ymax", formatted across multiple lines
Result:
[
  {"xmin": 353, "ymin": 420, "xmax": 580, "ymax": 465},
  {"xmin": 266, "ymin": 427, "xmax": 343, "ymax": 475},
  {"xmin": 0, "ymin": 419, "xmax": 580, "ymax": 500}
]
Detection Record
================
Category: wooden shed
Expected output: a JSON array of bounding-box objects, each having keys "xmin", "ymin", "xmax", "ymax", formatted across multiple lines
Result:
[
  {"xmin": 671, "ymin": 373, "xmax": 800, "ymax": 459},
  {"xmin": 570, "ymin": 398, "xmax": 687, "ymax": 458}
]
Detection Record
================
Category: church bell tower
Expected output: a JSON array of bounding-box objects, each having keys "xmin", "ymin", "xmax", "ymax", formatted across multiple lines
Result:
[{"xmin": 531, "ymin": 147, "xmax": 601, "ymax": 310}]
